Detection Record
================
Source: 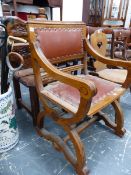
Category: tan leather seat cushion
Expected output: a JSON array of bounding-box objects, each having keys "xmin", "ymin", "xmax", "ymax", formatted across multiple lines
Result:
[
  {"xmin": 98, "ymin": 69, "xmax": 127, "ymax": 84},
  {"xmin": 42, "ymin": 75, "xmax": 125, "ymax": 115},
  {"xmin": 14, "ymin": 68, "xmax": 34, "ymax": 78},
  {"xmin": 14, "ymin": 68, "xmax": 45, "ymax": 87}
]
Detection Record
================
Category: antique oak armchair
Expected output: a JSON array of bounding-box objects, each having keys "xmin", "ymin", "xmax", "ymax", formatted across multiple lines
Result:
[{"xmin": 27, "ymin": 21, "xmax": 129, "ymax": 175}]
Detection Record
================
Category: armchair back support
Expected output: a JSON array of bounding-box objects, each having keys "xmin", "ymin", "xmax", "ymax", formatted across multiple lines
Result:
[
  {"xmin": 86, "ymin": 26, "xmax": 113, "ymax": 71},
  {"xmin": 27, "ymin": 21, "xmax": 128, "ymax": 175},
  {"xmin": 90, "ymin": 30, "xmax": 107, "ymax": 71}
]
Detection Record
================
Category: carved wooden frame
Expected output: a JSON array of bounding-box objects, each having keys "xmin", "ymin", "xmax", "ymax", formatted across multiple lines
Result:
[{"xmin": 27, "ymin": 20, "xmax": 130, "ymax": 174}]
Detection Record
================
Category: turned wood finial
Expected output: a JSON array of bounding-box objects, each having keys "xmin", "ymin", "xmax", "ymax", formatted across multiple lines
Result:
[
  {"xmin": 38, "ymin": 8, "xmax": 46, "ymax": 15},
  {"xmin": 37, "ymin": 8, "xmax": 48, "ymax": 19}
]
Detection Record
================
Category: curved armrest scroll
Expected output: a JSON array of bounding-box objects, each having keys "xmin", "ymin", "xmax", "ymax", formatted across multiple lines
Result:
[{"xmin": 84, "ymin": 39, "xmax": 131, "ymax": 69}]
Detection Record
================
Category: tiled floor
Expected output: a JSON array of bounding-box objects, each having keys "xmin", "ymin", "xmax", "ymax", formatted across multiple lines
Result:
[{"xmin": 0, "ymin": 85, "xmax": 131, "ymax": 175}]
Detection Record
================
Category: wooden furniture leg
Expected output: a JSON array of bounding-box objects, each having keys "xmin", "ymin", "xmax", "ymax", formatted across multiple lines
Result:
[
  {"xmin": 29, "ymin": 86, "xmax": 40, "ymax": 126},
  {"xmin": 36, "ymin": 109, "xmax": 89, "ymax": 175},
  {"xmin": 50, "ymin": 7, "xmax": 53, "ymax": 20},
  {"xmin": 13, "ymin": 77, "xmax": 22, "ymax": 109},
  {"xmin": 13, "ymin": 77, "xmax": 40, "ymax": 126},
  {"xmin": 60, "ymin": 6, "xmax": 62, "ymax": 21},
  {"xmin": 96, "ymin": 100, "xmax": 126, "ymax": 137}
]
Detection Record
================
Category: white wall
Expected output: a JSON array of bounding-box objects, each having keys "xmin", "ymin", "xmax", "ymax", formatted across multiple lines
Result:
[
  {"xmin": 0, "ymin": 1, "xmax": 3, "ymax": 17},
  {"xmin": 63, "ymin": 0, "xmax": 83, "ymax": 21},
  {"xmin": 125, "ymin": 0, "xmax": 131, "ymax": 27},
  {"xmin": 53, "ymin": 0, "xmax": 83, "ymax": 21}
]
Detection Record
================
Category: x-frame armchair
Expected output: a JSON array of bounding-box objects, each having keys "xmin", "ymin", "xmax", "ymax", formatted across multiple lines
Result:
[{"xmin": 27, "ymin": 21, "xmax": 130, "ymax": 175}]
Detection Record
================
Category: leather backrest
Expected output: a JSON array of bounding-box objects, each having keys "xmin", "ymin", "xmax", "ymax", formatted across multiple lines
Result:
[
  {"xmin": 36, "ymin": 28, "xmax": 84, "ymax": 63},
  {"xmin": 27, "ymin": 21, "xmax": 86, "ymax": 64}
]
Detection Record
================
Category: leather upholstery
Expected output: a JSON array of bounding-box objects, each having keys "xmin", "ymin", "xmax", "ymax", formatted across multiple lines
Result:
[
  {"xmin": 19, "ymin": 74, "xmax": 35, "ymax": 87},
  {"xmin": 14, "ymin": 68, "xmax": 45, "ymax": 87},
  {"xmin": 36, "ymin": 28, "xmax": 84, "ymax": 63},
  {"xmin": 43, "ymin": 75, "xmax": 121, "ymax": 109},
  {"xmin": 15, "ymin": 68, "xmax": 34, "ymax": 78}
]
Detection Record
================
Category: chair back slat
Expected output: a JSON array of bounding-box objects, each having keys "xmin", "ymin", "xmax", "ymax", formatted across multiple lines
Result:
[{"xmin": 90, "ymin": 30, "xmax": 108, "ymax": 71}]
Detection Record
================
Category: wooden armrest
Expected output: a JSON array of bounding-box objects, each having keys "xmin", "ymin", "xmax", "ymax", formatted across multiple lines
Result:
[
  {"xmin": 33, "ymin": 42, "xmax": 96, "ymax": 100},
  {"xmin": 85, "ymin": 39, "xmax": 131, "ymax": 69},
  {"xmin": 85, "ymin": 39, "xmax": 131, "ymax": 88}
]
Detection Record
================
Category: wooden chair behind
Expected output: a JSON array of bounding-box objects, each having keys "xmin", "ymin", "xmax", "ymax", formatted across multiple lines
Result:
[
  {"xmin": 111, "ymin": 29, "xmax": 131, "ymax": 60},
  {"xmin": 90, "ymin": 29, "xmax": 131, "ymax": 88},
  {"xmin": 4, "ymin": 16, "xmax": 44, "ymax": 125},
  {"xmin": 90, "ymin": 30, "xmax": 107, "ymax": 71},
  {"xmin": 86, "ymin": 26, "xmax": 113, "ymax": 71}
]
